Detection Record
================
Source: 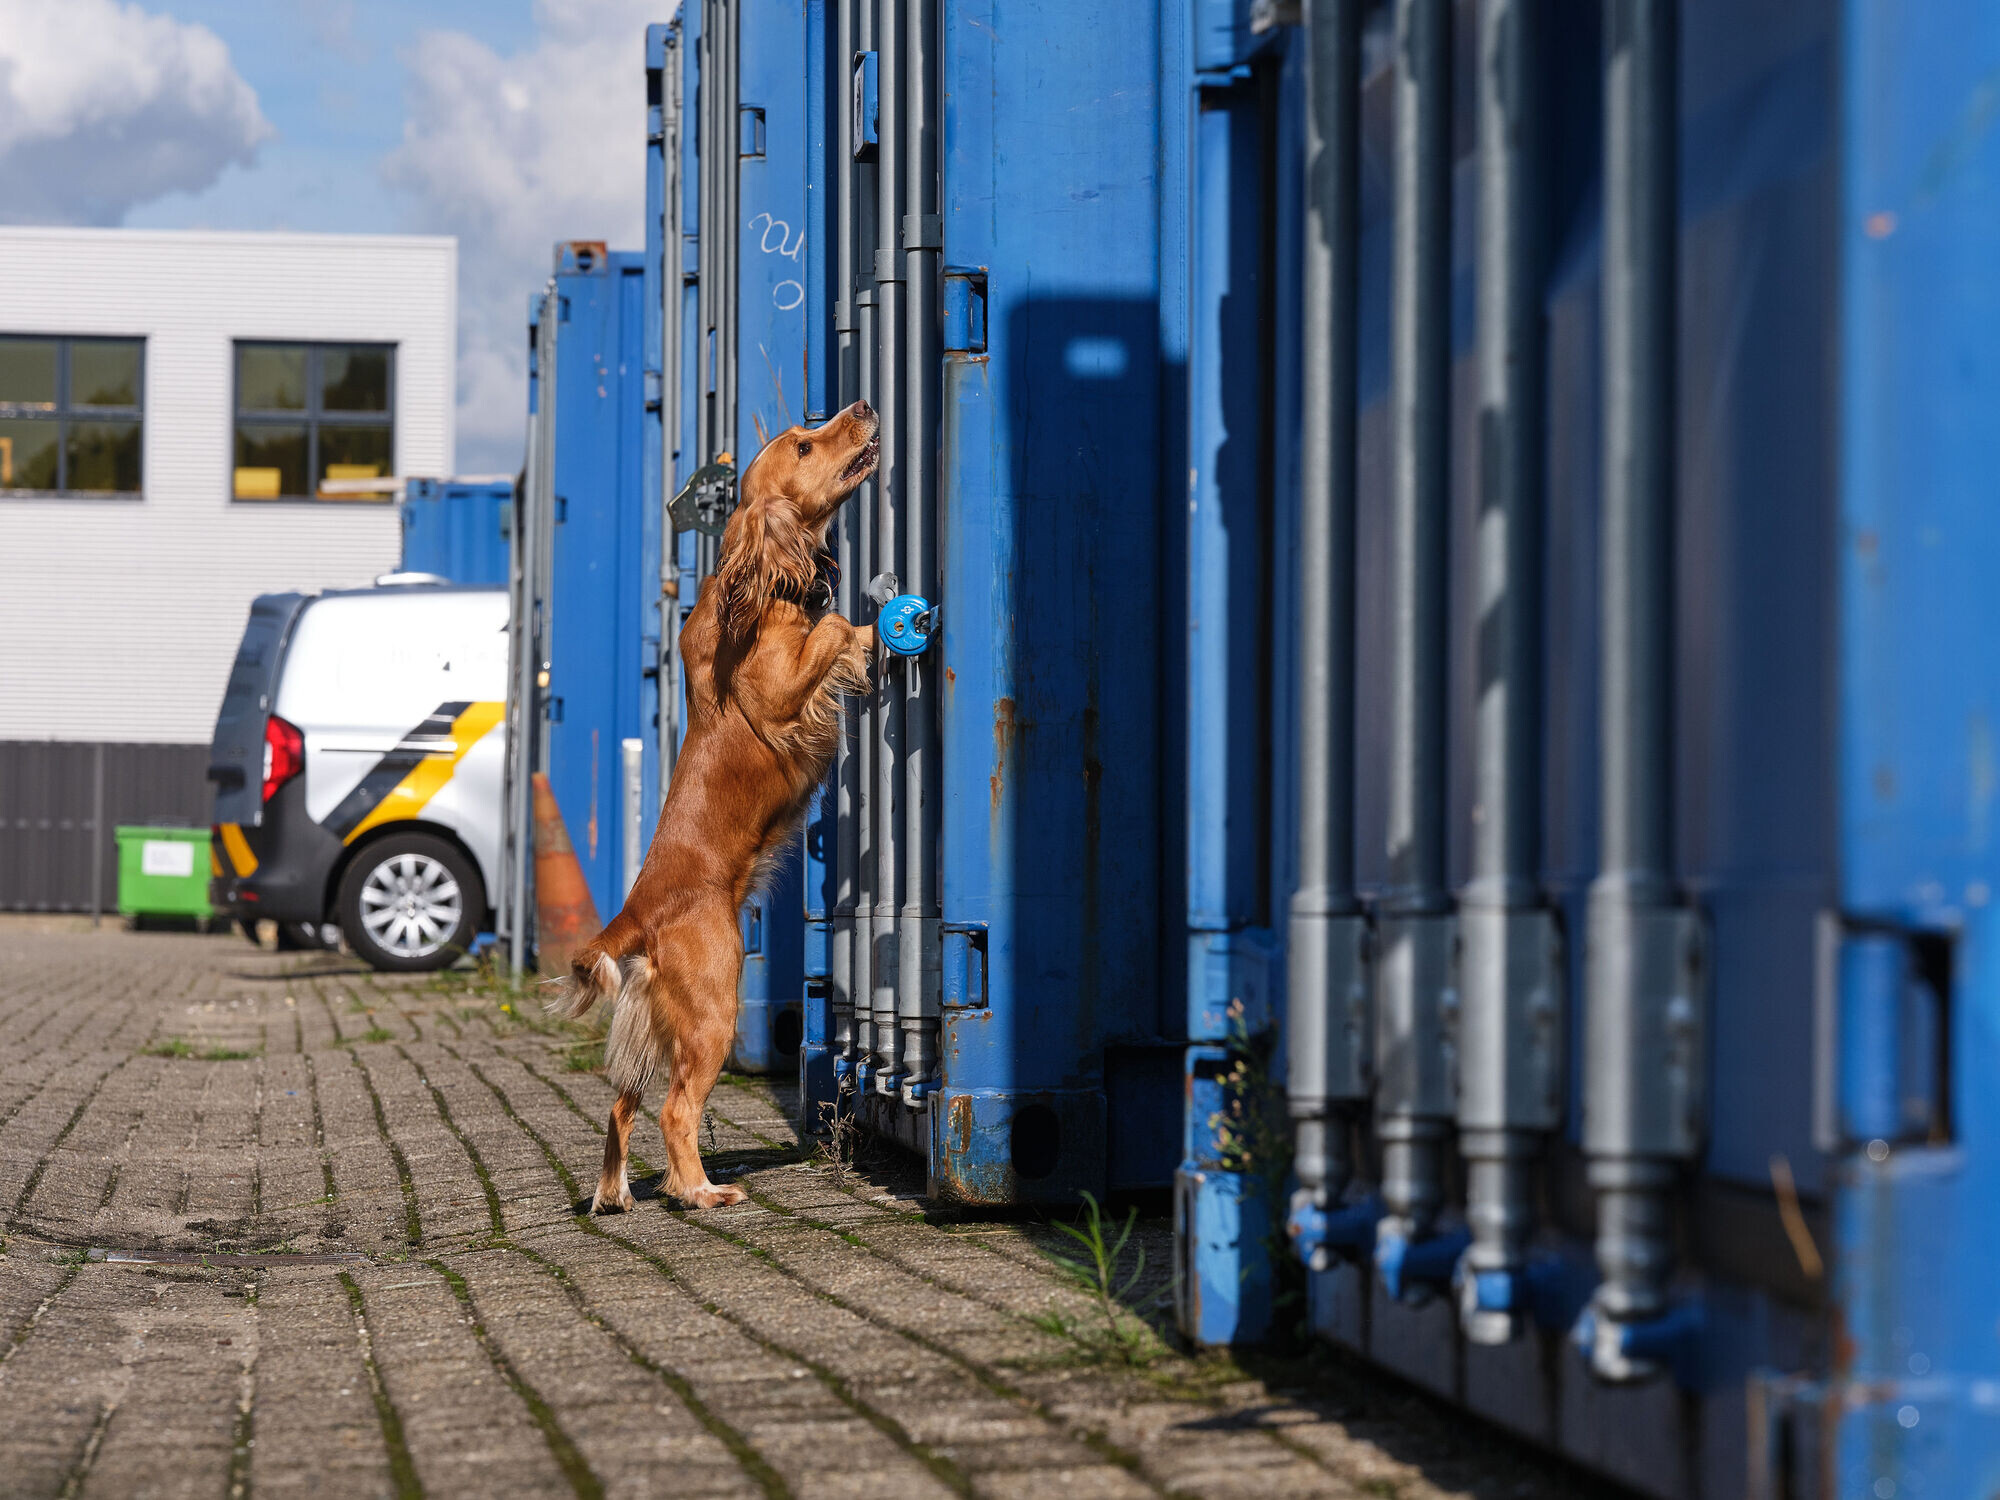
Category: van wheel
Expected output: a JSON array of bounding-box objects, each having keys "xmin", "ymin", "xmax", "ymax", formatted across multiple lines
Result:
[{"xmin": 338, "ymin": 833, "xmax": 483, "ymax": 973}]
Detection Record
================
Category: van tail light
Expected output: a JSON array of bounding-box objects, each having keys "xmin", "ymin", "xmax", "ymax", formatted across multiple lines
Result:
[{"xmin": 262, "ymin": 714, "xmax": 304, "ymax": 803}]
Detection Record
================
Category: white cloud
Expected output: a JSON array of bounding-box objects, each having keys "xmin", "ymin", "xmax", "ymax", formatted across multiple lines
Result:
[
  {"xmin": 386, "ymin": 0, "xmax": 655, "ymax": 475},
  {"xmin": 0, "ymin": 0, "xmax": 271, "ymax": 226}
]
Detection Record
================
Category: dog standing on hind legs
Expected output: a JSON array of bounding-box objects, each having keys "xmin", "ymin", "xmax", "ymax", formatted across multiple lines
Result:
[{"xmin": 551, "ymin": 400, "xmax": 880, "ymax": 1210}]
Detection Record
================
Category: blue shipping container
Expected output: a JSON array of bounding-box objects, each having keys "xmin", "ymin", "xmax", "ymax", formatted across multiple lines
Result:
[
  {"xmin": 399, "ymin": 477, "xmax": 512, "ymax": 587},
  {"xmin": 527, "ymin": 242, "xmax": 661, "ymax": 928}
]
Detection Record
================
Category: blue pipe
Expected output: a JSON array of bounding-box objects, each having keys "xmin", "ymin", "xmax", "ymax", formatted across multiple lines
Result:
[
  {"xmin": 1459, "ymin": 1251, "xmax": 1578, "ymax": 1328},
  {"xmin": 1572, "ymin": 1297, "xmax": 1704, "ymax": 1386},
  {"xmin": 1376, "ymin": 1223, "xmax": 1471, "ymax": 1303},
  {"xmin": 1289, "ymin": 1192, "xmax": 1384, "ymax": 1270}
]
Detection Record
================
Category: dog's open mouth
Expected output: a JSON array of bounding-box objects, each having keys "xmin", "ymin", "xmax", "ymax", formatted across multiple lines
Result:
[{"xmin": 839, "ymin": 437, "xmax": 880, "ymax": 482}]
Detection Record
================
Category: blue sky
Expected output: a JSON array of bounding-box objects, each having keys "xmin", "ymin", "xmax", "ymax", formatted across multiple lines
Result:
[
  {"xmin": 0, "ymin": 0, "xmax": 658, "ymax": 473},
  {"xmin": 125, "ymin": 2, "xmax": 537, "ymax": 237}
]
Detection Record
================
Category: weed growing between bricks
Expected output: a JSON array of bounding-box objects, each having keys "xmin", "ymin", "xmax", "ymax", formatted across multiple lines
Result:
[
  {"xmin": 57, "ymin": 1398, "xmax": 116, "ymax": 1498},
  {"xmin": 1033, "ymin": 1191, "xmax": 1161, "ymax": 1367},
  {"xmin": 339, "ymin": 1272, "xmax": 424, "ymax": 1500},
  {"xmin": 227, "ymin": 1364, "xmax": 254, "ymax": 1500},
  {"xmin": 10, "ymin": 1070, "xmax": 110, "ymax": 1229},
  {"xmin": 575, "ymin": 1213, "xmax": 980, "ymax": 1499},
  {"xmin": 302, "ymin": 1050, "xmax": 338, "ymax": 1204},
  {"xmin": 0, "ymin": 1260, "xmax": 82, "ymax": 1367},
  {"xmin": 143, "ymin": 1037, "xmax": 259, "ymax": 1061},
  {"xmin": 348, "ymin": 1050, "xmax": 423, "ymax": 1248},
  {"xmin": 398, "ymin": 1044, "xmax": 505, "ymax": 1236},
  {"xmin": 502, "ymin": 1238, "xmax": 791, "ymax": 1500},
  {"xmin": 428, "ymin": 1259, "xmax": 606, "ymax": 1499}
]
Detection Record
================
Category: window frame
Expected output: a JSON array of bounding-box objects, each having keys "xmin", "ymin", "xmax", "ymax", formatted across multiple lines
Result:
[
  {"xmin": 231, "ymin": 339, "xmax": 398, "ymax": 503},
  {"xmin": 0, "ymin": 333, "xmax": 147, "ymax": 499}
]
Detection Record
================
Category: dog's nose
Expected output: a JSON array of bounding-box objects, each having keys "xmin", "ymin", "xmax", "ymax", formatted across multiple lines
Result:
[{"xmin": 851, "ymin": 399, "xmax": 874, "ymax": 420}]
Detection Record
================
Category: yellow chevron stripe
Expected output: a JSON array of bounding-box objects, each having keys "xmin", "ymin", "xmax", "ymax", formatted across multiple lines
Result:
[
  {"xmin": 219, "ymin": 823, "xmax": 258, "ymax": 876},
  {"xmin": 342, "ymin": 700, "xmax": 505, "ymax": 845}
]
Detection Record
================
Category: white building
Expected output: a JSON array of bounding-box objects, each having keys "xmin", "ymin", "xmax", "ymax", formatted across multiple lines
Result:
[{"xmin": 0, "ymin": 227, "xmax": 458, "ymax": 745}]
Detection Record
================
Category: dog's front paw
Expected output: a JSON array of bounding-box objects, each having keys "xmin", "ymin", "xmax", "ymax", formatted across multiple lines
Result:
[{"xmin": 839, "ymin": 626, "xmax": 876, "ymax": 686}]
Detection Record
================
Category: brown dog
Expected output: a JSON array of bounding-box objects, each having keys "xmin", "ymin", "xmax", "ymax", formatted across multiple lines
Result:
[{"xmin": 554, "ymin": 399, "xmax": 879, "ymax": 1210}]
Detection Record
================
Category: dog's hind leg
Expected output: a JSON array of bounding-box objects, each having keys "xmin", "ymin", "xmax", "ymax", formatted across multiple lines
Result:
[
  {"xmin": 654, "ymin": 903, "xmax": 746, "ymax": 1209},
  {"xmin": 592, "ymin": 1091, "xmax": 640, "ymax": 1213}
]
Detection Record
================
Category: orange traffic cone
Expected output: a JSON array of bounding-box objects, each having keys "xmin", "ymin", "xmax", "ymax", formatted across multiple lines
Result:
[{"xmin": 532, "ymin": 772, "xmax": 603, "ymax": 978}]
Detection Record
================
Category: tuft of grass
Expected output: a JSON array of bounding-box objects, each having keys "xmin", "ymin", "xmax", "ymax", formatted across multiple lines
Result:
[
  {"xmin": 1043, "ymin": 1191, "xmax": 1158, "ymax": 1367},
  {"xmin": 357, "ymin": 1027, "xmax": 396, "ymax": 1045},
  {"xmin": 144, "ymin": 1037, "xmax": 256, "ymax": 1061},
  {"xmin": 562, "ymin": 1038, "xmax": 604, "ymax": 1073}
]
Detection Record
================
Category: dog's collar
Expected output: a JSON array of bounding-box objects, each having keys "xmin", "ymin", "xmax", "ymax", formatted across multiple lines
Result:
[{"xmin": 772, "ymin": 554, "xmax": 839, "ymax": 610}]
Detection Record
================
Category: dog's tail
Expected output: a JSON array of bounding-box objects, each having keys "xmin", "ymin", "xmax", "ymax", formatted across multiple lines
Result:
[
  {"xmin": 547, "ymin": 914, "xmax": 642, "ymax": 1020},
  {"xmin": 601, "ymin": 955, "xmax": 665, "ymax": 1098},
  {"xmin": 548, "ymin": 919, "xmax": 663, "ymax": 1098},
  {"xmin": 548, "ymin": 943, "xmax": 618, "ymax": 1021}
]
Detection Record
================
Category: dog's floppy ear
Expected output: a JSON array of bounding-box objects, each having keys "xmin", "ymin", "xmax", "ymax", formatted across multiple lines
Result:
[
  {"xmin": 715, "ymin": 494, "xmax": 819, "ymax": 639},
  {"xmin": 714, "ymin": 500, "xmax": 766, "ymax": 639}
]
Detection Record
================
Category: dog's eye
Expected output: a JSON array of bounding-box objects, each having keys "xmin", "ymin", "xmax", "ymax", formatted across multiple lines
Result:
[{"xmin": 796, "ymin": 440, "xmax": 812, "ymax": 457}]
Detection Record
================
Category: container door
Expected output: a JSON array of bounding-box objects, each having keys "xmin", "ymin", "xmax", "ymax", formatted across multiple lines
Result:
[{"xmin": 207, "ymin": 592, "xmax": 308, "ymax": 828}]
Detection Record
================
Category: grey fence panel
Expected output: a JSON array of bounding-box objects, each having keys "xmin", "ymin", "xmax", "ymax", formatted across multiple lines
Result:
[{"xmin": 0, "ymin": 741, "xmax": 210, "ymax": 913}]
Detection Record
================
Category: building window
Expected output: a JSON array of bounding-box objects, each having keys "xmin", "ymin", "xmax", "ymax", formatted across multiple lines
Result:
[
  {"xmin": 233, "ymin": 341, "xmax": 395, "ymax": 500},
  {"xmin": 0, "ymin": 335, "xmax": 144, "ymax": 496}
]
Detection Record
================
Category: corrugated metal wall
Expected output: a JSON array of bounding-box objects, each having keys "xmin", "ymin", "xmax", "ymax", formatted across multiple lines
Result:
[
  {"xmin": 0, "ymin": 227, "xmax": 456, "ymax": 745},
  {"xmin": 0, "ymin": 741, "xmax": 211, "ymax": 913}
]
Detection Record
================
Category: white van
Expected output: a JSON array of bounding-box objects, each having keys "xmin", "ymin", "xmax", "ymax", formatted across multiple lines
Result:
[{"xmin": 207, "ymin": 579, "xmax": 509, "ymax": 970}]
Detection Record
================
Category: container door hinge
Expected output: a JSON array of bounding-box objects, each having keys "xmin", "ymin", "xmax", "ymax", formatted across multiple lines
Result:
[
  {"xmin": 1813, "ymin": 913, "xmax": 1952, "ymax": 1154},
  {"xmin": 943, "ymin": 268, "xmax": 988, "ymax": 354},
  {"xmin": 851, "ymin": 51, "xmax": 879, "ymax": 159},
  {"xmin": 942, "ymin": 923, "xmax": 987, "ymax": 1010}
]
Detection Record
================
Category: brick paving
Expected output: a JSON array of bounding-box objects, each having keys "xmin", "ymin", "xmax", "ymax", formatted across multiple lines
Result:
[{"xmin": 0, "ymin": 916, "xmax": 1621, "ymax": 1500}]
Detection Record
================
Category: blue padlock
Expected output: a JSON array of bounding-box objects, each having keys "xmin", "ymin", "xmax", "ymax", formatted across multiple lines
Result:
[
  {"xmin": 879, "ymin": 594, "xmax": 937, "ymax": 656},
  {"xmin": 868, "ymin": 573, "xmax": 938, "ymax": 656}
]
